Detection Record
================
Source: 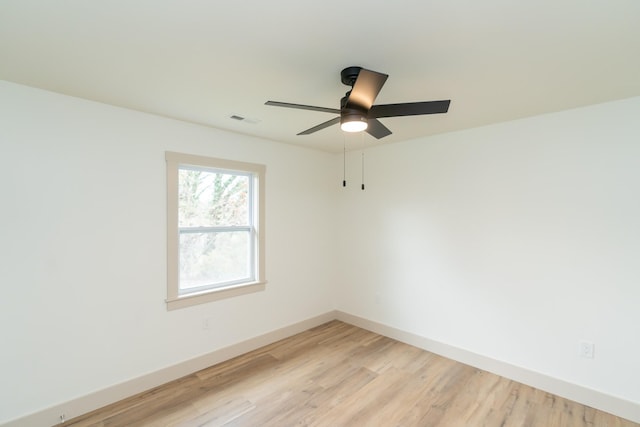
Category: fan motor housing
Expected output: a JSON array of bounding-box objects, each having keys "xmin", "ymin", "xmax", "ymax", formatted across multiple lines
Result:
[
  {"xmin": 340, "ymin": 111, "xmax": 367, "ymax": 125},
  {"xmin": 340, "ymin": 94, "xmax": 368, "ymax": 122}
]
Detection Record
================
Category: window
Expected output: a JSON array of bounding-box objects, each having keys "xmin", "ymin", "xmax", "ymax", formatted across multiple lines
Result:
[{"xmin": 166, "ymin": 152, "xmax": 266, "ymax": 310}]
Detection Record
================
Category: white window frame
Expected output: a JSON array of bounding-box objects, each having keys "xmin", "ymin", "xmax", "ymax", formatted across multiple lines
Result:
[{"xmin": 165, "ymin": 151, "xmax": 266, "ymax": 310}]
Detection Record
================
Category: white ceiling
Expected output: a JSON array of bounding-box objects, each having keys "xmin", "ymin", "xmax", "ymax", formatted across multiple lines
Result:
[{"xmin": 1, "ymin": 1, "xmax": 639, "ymax": 153}]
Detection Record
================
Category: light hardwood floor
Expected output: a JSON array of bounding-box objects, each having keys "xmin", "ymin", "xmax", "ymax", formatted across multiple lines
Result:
[{"xmin": 64, "ymin": 320, "xmax": 638, "ymax": 427}]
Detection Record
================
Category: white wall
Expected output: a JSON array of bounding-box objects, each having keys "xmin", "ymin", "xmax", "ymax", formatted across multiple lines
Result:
[
  {"xmin": 2, "ymin": 79, "xmax": 639, "ymax": 424},
  {"xmin": 0, "ymin": 81, "xmax": 337, "ymax": 424},
  {"xmin": 337, "ymin": 97, "xmax": 640, "ymax": 407}
]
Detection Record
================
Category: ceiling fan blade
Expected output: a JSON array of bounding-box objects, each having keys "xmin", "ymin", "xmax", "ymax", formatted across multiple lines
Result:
[
  {"xmin": 345, "ymin": 69, "xmax": 388, "ymax": 111},
  {"xmin": 297, "ymin": 117, "xmax": 341, "ymax": 135},
  {"xmin": 366, "ymin": 119, "xmax": 392, "ymax": 139},
  {"xmin": 369, "ymin": 100, "xmax": 451, "ymax": 118},
  {"xmin": 265, "ymin": 101, "xmax": 340, "ymax": 114}
]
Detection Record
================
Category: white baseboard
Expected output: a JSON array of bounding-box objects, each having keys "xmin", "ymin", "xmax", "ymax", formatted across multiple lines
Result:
[
  {"xmin": 6, "ymin": 310, "xmax": 639, "ymax": 426},
  {"xmin": 335, "ymin": 311, "xmax": 640, "ymax": 424},
  {"xmin": 1, "ymin": 311, "xmax": 337, "ymax": 427}
]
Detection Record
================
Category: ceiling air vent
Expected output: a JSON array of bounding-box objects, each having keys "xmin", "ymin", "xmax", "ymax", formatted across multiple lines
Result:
[{"xmin": 230, "ymin": 114, "xmax": 261, "ymax": 124}]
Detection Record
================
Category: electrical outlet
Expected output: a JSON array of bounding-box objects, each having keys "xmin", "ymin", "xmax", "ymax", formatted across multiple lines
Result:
[
  {"xmin": 202, "ymin": 317, "xmax": 212, "ymax": 330},
  {"xmin": 579, "ymin": 341, "xmax": 595, "ymax": 359}
]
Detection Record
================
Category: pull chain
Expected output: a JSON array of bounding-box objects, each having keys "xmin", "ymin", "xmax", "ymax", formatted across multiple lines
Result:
[
  {"xmin": 361, "ymin": 133, "xmax": 365, "ymax": 190},
  {"xmin": 343, "ymin": 133, "xmax": 346, "ymax": 187}
]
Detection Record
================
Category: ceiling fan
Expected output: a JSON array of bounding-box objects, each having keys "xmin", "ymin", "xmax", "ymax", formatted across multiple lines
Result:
[{"xmin": 265, "ymin": 66, "xmax": 451, "ymax": 139}]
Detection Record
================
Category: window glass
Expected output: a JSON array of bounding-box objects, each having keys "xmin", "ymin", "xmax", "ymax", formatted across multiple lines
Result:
[{"xmin": 178, "ymin": 168, "xmax": 249, "ymax": 227}]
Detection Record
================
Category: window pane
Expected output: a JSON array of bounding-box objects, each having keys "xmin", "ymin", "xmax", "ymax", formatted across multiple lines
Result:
[
  {"xmin": 178, "ymin": 168, "xmax": 249, "ymax": 227},
  {"xmin": 179, "ymin": 231, "xmax": 251, "ymax": 290}
]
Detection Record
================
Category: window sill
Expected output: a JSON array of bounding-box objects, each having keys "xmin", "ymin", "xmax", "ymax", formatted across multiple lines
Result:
[{"xmin": 166, "ymin": 281, "xmax": 266, "ymax": 311}]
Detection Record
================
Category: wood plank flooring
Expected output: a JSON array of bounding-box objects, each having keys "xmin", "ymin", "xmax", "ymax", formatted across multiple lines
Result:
[{"xmin": 63, "ymin": 320, "xmax": 638, "ymax": 427}]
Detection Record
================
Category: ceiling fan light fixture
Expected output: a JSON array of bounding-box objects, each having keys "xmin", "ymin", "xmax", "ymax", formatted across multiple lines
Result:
[
  {"xmin": 266, "ymin": 66, "xmax": 451, "ymax": 139},
  {"xmin": 340, "ymin": 114, "xmax": 368, "ymax": 132}
]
